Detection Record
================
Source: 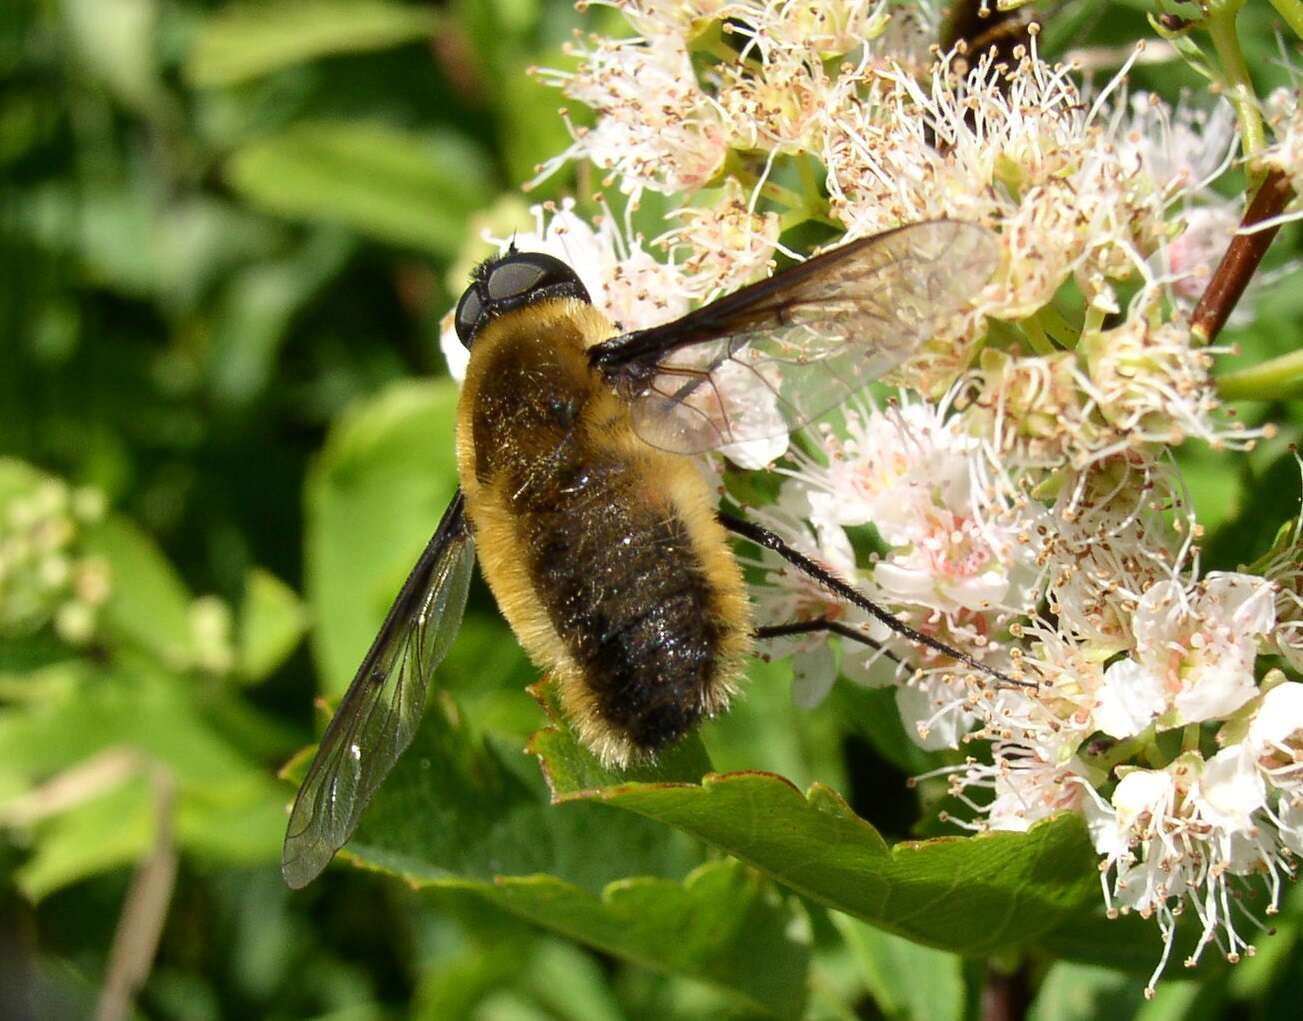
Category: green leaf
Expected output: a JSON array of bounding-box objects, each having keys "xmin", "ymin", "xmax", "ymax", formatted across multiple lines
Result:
[
  {"xmin": 833, "ymin": 913, "xmax": 964, "ymax": 1021},
  {"xmin": 497, "ymin": 57, "xmax": 571, "ymax": 189},
  {"xmin": 1226, "ymin": 915, "xmax": 1298, "ymax": 1001},
  {"xmin": 520, "ymin": 941, "xmax": 627, "ymax": 1021},
  {"xmin": 1027, "ymin": 962, "xmax": 1145, "ymax": 1021},
  {"xmin": 63, "ymin": 0, "xmax": 169, "ymax": 116},
  {"xmin": 237, "ymin": 567, "xmax": 309, "ymax": 682},
  {"xmin": 81, "ymin": 516, "xmax": 195, "ymax": 668},
  {"xmin": 186, "ymin": 1, "xmax": 438, "ymax": 87},
  {"xmin": 305, "ymin": 378, "xmax": 462, "ymax": 694},
  {"xmin": 14, "ymin": 776, "xmax": 155, "ymax": 900},
  {"xmin": 537, "ymin": 728, "xmax": 1100, "ymax": 955},
  {"xmin": 467, "ymin": 863, "xmax": 810, "ymax": 1020},
  {"xmin": 337, "ymin": 693, "xmax": 700, "ymax": 890},
  {"xmin": 226, "ymin": 121, "xmax": 493, "ymax": 256},
  {"xmin": 208, "ymin": 227, "xmax": 354, "ymax": 406},
  {"xmin": 526, "ymin": 680, "xmax": 712, "ymax": 793},
  {"xmin": 1136, "ymin": 982, "xmax": 1218, "ymax": 1021},
  {"xmin": 311, "ymin": 688, "xmax": 809, "ymax": 1015},
  {"xmin": 0, "ymin": 664, "xmax": 284, "ymax": 896}
]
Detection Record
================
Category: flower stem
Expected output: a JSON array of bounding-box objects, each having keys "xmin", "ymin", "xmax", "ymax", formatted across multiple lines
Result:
[
  {"xmin": 1217, "ymin": 348, "xmax": 1303, "ymax": 400},
  {"xmin": 1204, "ymin": 0, "xmax": 1266, "ymax": 162},
  {"xmin": 1192, "ymin": 168, "xmax": 1295, "ymax": 343},
  {"xmin": 1017, "ymin": 314, "xmax": 1058, "ymax": 356},
  {"xmin": 1269, "ymin": 0, "xmax": 1303, "ymax": 41}
]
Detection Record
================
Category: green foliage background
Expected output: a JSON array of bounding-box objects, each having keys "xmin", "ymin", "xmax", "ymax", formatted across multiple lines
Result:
[{"xmin": 2, "ymin": 2, "xmax": 1301, "ymax": 1019}]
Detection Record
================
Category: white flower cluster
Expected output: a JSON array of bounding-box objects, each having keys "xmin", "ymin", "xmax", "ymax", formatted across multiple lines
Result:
[{"xmin": 443, "ymin": 1, "xmax": 1303, "ymax": 991}]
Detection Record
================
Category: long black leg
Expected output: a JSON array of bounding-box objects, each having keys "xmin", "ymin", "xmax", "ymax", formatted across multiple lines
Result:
[
  {"xmin": 755, "ymin": 617, "xmax": 902, "ymax": 664},
  {"xmin": 720, "ymin": 513, "xmax": 1032, "ymax": 689}
]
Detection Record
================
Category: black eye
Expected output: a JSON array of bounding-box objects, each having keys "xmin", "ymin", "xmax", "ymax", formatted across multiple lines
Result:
[
  {"xmin": 454, "ymin": 287, "xmax": 483, "ymax": 348},
  {"xmin": 486, "ymin": 260, "xmax": 551, "ymax": 301},
  {"xmin": 485, "ymin": 253, "xmax": 583, "ymax": 303},
  {"xmin": 455, "ymin": 251, "xmax": 591, "ymax": 348}
]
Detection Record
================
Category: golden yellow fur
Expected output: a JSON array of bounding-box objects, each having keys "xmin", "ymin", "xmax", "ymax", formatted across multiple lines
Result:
[{"xmin": 456, "ymin": 299, "xmax": 751, "ymax": 766}]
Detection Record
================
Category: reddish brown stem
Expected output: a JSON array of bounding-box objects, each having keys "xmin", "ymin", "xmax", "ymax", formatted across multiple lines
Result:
[{"xmin": 1192, "ymin": 168, "xmax": 1294, "ymax": 343}]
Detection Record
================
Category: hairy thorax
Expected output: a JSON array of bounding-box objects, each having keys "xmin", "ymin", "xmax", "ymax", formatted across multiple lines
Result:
[{"xmin": 455, "ymin": 300, "xmax": 750, "ymax": 765}]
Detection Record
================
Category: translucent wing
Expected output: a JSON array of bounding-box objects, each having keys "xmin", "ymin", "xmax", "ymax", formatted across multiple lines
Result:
[
  {"xmin": 590, "ymin": 221, "xmax": 998, "ymax": 454},
  {"xmin": 281, "ymin": 492, "xmax": 475, "ymax": 889}
]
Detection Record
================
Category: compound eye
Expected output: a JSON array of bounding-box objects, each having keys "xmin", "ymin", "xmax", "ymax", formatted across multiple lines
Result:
[
  {"xmin": 485, "ymin": 253, "xmax": 580, "ymax": 302},
  {"xmin": 453, "ymin": 286, "xmax": 483, "ymax": 348}
]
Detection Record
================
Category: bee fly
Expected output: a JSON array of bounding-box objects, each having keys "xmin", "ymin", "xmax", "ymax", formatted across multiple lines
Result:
[{"xmin": 282, "ymin": 220, "xmax": 1015, "ymax": 888}]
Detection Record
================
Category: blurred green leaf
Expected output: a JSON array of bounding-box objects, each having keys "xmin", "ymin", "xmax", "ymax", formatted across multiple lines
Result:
[
  {"xmin": 226, "ymin": 121, "xmax": 493, "ymax": 255},
  {"xmin": 22, "ymin": 182, "xmax": 161, "ymax": 297},
  {"xmin": 208, "ymin": 227, "xmax": 354, "ymax": 405},
  {"xmin": 521, "ymin": 940, "xmax": 627, "ymax": 1021},
  {"xmin": 62, "ymin": 0, "xmax": 170, "ymax": 116},
  {"xmin": 82, "ymin": 516, "xmax": 196, "ymax": 668},
  {"xmin": 187, "ymin": 1, "xmax": 439, "ymax": 87},
  {"xmin": 1225, "ymin": 916, "xmax": 1298, "ymax": 1001},
  {"xmin": 306, "ymin": 378, "xmax": 462, "ymax": 694},
  {"xmin": 1039, "ymin": 909, "xmax": 1221, "ymax": 980},
  {"xmin": 1136, "ymin": 982, "xmax": 1219, "ymax": 1021},
  {"xmin": 497, "ymin": 58, "xmax": 570, "ymax": 188},
  {"xmin": 237, "ymin": 567, "xmax": 309, "ymax": 682},
  {"xmin": 14, "ymin": 775, "xmax": 155, "ymax": 901},
  {"xmin": 699, "ymin": 657, "xmax": 849, "ymax": 795},
  {"xmin": 1027, "ymin": 962, "xmax": 1145, "ymax": 1021},
  {"xmin": 1175, "ymin": 443, "xmax": 1244, "ymax": 539},
  {"xmin": 537, "ymin": 726, "xmax": 1099, "ymax": 956},
  {"xmin": 0, "ymin": 664, "xmax": 284, "ymax": 897},
  {"xmin": 833, "ymin": 913, "xmax": 964, "ymax": 1021},
  {"xmin": 470, "ymin": 862, "xmax": 809, "ymax": 1020},
  {"xmin": 831, "ymin": 683, "xmax": 941, "ymax": 777}
]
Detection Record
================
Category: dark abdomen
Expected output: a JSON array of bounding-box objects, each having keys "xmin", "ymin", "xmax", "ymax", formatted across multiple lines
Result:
[{"xmin": 522, "ymin": 459, "xmax": 727, "ymax": 753}]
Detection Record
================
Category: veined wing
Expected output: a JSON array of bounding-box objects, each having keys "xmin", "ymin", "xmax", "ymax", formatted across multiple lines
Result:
[
  {"xmin": 281, "ymin": 492, "xmax": 475, "ymax": 889},
  {"xmin": 589, "ymin": 221, "xmax": 999, "ymax": 454}
]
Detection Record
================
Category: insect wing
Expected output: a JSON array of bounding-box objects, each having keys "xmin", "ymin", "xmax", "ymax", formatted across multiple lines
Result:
[
  {"xmin": 597, "ymin": 221, "xmax": 998, "ymax": 454},
  {"xmin": 281, "ymin": 492, "xmax": 475, "ymax": 889}
]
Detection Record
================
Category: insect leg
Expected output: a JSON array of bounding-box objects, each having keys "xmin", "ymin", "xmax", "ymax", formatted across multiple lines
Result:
[
  {"xmin": 755, "ymin": 618, "xmax": 899, "ymax": 662},
  {"xmin": 719, "ymin": 513, "xmax": 1034, "ymax": 690}
]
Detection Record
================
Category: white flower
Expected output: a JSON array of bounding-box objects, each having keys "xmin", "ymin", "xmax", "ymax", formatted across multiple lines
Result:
[
  {"xmin": 1240, "ymin": 681, "xmax": 1303, "ymax": 849},
  {"xmin": 658, "ymin": 176, "xmax": 780, "ymax": 297},
  {"xmin": 1132, "ymin": 573, "xmax": 1276, "ymax": 725},
  {"xmin": 796, "ymin": 399, "xmax": 953, "ymax": 544},
  {"xmin": 894, "ymin": 672, "xmax": 976, "ymax": 750},
  {"xmin": 1093, "ymin": 658, "xmax": 1166, "ymax": 740},
  {"xmin": 1043, "ymin": 454, "xmax": 1189, "ymax": 654},
  {"xmin": 534, "ymin": 32, "xmax": 730, "ymax": 196},
  {"xmin": 824, "ymin": 42, "xmax": 1228, "ymax": 326},
  {"xmin": 1195, "ymin": 744, "xmax": 1266, "ymax": 834},
  {"xmin": 1261, "ymin": 84, "xmax": 1303, "ymax": 202},
  {"xmin": 986, "ymin": 751, "xmax": 1095, "ymax": 832},
  {"xmin": 1095, "ymin": 751, "xmax": 1293, "ymax": 993},
  {"xmin": 1260, "ymin": 483, "xmax": 1303, "ymax": 671}
]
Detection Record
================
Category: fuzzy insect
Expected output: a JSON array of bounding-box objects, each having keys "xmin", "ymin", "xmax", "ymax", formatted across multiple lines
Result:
[{"xmin": 281, "ymin": 221, "xmax": 1003, "ymax": 889}]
